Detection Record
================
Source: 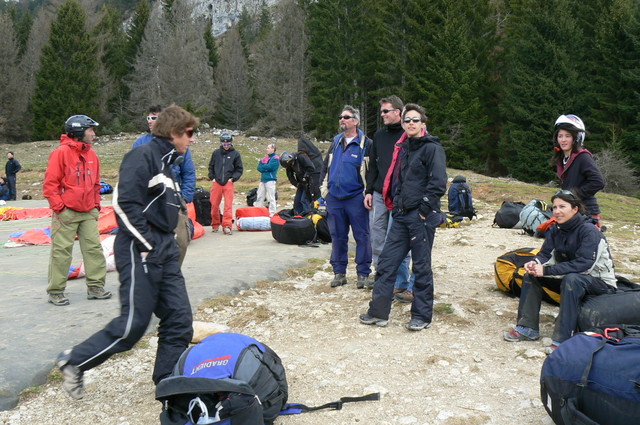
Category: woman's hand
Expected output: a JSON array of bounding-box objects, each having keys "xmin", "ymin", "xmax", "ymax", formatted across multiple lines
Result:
[{"xmin": 524, "ymin": 260, "xmax": 544, "ymax": 277}]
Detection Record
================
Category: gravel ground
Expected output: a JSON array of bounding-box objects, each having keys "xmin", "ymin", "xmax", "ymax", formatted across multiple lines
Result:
[{"xmin": 3, "ymin": 207, "xmax": 639, "ymax": 425}]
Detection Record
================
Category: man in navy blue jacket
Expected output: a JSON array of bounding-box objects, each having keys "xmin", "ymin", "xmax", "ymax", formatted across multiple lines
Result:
[
  {"xmin": 133, "ymin": 105, "xmax": 195, "ymax": 265},
  {"xmin": 321, "ymin": 105, "xmax": 372, "ymax": 289}
]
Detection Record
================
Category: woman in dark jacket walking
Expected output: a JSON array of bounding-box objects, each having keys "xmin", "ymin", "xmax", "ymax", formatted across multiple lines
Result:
[
  {"xmin": 551, "ymin": 114, "xmax": 605, "ymax": 229},
  {"xmin": 503, "ymin": 190, "xmax": 616, "ymax": 354}
]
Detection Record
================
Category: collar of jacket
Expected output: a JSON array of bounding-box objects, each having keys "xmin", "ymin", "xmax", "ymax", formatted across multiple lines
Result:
[
  {"xmin": 556, "ymin": 148, "xmax": 592, "ymax": 178},
  {"xmin": 59, "ymin": 134, "xmax": 92, "ymax": 152},
  {"xmin": 152, "ymin": 136, "xmax": 182, "ymax": 166},
  {"xmin": 387, "ymin": 121, "xmax": 403, "ymax": 132},
  {"xmin": 556, "ymin": 213, "xmax": 586, "ymax": 233}
]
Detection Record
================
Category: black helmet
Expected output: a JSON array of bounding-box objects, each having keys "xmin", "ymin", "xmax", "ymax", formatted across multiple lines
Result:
[
  {"xmin": 279, "ymin": 151, "xmax": 295, "ymax": 168},
  {"xmin": 65, "ymin": 115, "xmax": 99, "ymax": 140},
  {"xmin": 220, "ymin": 133, "xmax": 233, "ymax": 143}
]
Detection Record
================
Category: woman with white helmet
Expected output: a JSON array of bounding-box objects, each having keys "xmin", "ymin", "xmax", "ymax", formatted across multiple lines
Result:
[{"xmin": 551, "ymin": 114, "xmax": 605, "ymax": 229}]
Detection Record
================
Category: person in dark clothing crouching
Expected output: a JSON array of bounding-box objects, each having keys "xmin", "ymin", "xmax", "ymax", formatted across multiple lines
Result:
[
  {"xmin": 360, "ymin": 103, "xmax": 447, "ymax": 331},
  {"xmin": 56, "ymin": 105, "xmax": 198, "ymax": 400}
]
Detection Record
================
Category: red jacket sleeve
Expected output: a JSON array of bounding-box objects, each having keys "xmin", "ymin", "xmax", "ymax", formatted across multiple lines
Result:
[{"xmin": 43, "ymin": 149, "xmax": 65, "ymax": 213}]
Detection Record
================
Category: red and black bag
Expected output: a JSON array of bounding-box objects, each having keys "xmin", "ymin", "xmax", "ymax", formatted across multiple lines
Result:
[{"xmin": 271, "ymin": 209, "xmax": 316, "ymax": 245}]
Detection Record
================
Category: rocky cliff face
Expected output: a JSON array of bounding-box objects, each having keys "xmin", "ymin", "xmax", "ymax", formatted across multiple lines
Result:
[{"xmin": 191, "ymin": 0, "xmax": 281, "ymax": 36}]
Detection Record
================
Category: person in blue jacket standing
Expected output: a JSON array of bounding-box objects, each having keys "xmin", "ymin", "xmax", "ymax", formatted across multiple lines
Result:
[
  {"xmin": 255, "ymin": 143, "xmax": 279, "ymax": 216},
  {"xmin": 321, "ymin": 105, "xmax": 372, "ymax": 289},
  {"xmin": 132, "ymin": 105, "xmax": 195, "ymax": 265}
]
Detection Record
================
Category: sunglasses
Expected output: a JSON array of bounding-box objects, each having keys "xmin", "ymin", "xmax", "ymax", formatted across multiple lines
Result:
[
  {"xmin": 146, "ymin": 115, "xmax": 158, "ymax": 121},
  {"xmin": 338, "ymin": 115, "xmax": 354, "ymax": 120},
  {"xmin": 555, "ymin": 189, "xmax": 577, "ymax": 198},
  {"xmin": 381, "ymin": 109, "xmax": 397, "ymax": 114},
  {"xmin": 403, "ymin": 117, "xmax": 422, "ymax": 123},
  {"xmin": 185, "ymin": 128, "xmax": 195, "ymax": 138}
]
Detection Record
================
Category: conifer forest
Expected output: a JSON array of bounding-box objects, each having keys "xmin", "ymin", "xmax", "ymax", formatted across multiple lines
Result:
[{"xmin": 0, "ymin": 0, "xmax": 638, "ymax": 188}]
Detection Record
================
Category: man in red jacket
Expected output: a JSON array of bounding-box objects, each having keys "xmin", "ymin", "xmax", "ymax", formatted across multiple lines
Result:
[{"xmin": 43, "ymin": 115, "xmax": 110, "ymax": 306}]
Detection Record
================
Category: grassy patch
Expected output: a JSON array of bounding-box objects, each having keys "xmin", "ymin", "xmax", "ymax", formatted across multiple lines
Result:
[
  {"xmin": 199, "ymin": 295, "xmax": 235, "ymax": 311},
  {"xmin": 434, "ymin": 303, "xmax": 454, "ymax": 315},
  {"xmin": 228, "ymin": 305, "xmax": 272, "ymax": 328},
  {"xmin": 19, "ymin": 385, "xmax": 44, "ymax": 402}
]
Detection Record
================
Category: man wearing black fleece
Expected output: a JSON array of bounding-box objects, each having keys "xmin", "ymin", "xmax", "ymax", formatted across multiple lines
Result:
[{"xmin": 364, "ymin": 96, "xmax": 414, "ymax": 299}]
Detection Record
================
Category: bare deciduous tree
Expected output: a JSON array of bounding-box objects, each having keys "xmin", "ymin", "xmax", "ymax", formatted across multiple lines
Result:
[
  {"xmin": 0, "ymin": 13, "xmax": 21, "ymax": 140},
  {"xmin": 128, "ymin": 0, "xmax": 215, "ymax": 124}
]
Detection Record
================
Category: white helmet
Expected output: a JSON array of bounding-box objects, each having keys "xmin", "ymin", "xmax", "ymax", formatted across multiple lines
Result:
[{"xmin": 555, "ymin": 114, "xmax": 585, "ymax": 147}]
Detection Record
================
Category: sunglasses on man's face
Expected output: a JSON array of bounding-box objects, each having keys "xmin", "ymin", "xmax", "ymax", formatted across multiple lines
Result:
[
  {"xmin": 147, "ymin": 115, "xmax": 158, "ymax": 121},
  {"xmin": 403, "ymin": 117, "xmax": 422, "ymax": 123},
  {"xmin": 338, "ymin": 115, "xmax": 353, "ymax": 120},
  {"xmin": 185, "ymin": 128, "xmax": 195, "ymax": 138},
  {"xmin": 381, "ymin": 109, "xmax": 397, "ymax": 114}
]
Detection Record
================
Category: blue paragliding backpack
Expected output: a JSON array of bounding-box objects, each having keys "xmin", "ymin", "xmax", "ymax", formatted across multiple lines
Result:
[
  {"xmin": 156, "ymin": 333, "xmax": 379, "ymax": 425},
  {"xmin": 540, "ymin": 326, "xmax": 640, "ymax": 425},
  {"xmin": 447, "ymin": 175, "xmax": 476, "ymax": 220}
]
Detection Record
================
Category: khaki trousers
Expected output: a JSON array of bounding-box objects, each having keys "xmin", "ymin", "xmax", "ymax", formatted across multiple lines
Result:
[
  {"xmin": 47, "ymin": 208, "xmax": 106, "ymax": 294},
  {"xmin": 175, "ymin": 209, "xmax": 191, "ymax": 266}
]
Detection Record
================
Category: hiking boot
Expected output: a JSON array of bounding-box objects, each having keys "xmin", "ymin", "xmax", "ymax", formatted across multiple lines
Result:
[
  {"xmin": 394, "ymin": 289, "xmax": 414, "ymax": 303},
  {"xmin": 57, "ymin": 349, "xmax": 84, "ymax": 400},
  {"xmin": 211, "ymin": 227, "xmax": 219, "ymax": 233},
  {"xmin": 48, "ymin": 293, "xmax": 70, "ymax": 306},
  {"xmin": 87, "ymin": 287, "xmax": 112, "ymax": 300},
  {"xmin": 223, "ymin": 227, "xmax": 232, "ymax": 235},
  {"xmin": 330, "ymin": 273, "xmax": 347, "ymax": 287},
  {"xmin": 405, "ymin": 318, "xmax": 431, "ymax": 331},
  {"xmin": 359, "ymin": 313, "xmax": 389, "ymax": 327},
  {"xmin": 503, "ymin": 328, "xmax": 539, "ymax": 342},
  {"xmin": 356, "ymin": 275, "xmax": 371, "ymax": 289}
]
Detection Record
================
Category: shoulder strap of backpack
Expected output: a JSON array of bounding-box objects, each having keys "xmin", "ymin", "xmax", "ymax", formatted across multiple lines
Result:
[{"xmin": 278, "ymin": 392, "xmax": 380, "ymax": 415}]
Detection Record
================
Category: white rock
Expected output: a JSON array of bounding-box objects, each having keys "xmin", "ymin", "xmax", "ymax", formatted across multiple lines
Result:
[{"xmin": 397, "ymin": 416, "xmax": 418, "ymax": 424}]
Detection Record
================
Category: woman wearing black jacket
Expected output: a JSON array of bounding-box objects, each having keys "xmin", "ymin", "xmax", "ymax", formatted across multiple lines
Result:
[
  {"xmin": 552, "ymin": 114, "xmax": 605, "ymax": 229},
  {"xmin": 503, "ymin": 190, "xmax": 616, "ymax": 353}
]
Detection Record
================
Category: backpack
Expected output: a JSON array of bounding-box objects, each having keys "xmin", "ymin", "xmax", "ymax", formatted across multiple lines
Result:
[
  {"xmin": 447, "ymin": 176, "xmax": 476, "ymax": 220},
  {"xmin": 516, "ymin": 200, "xmax": 553, "ymax": 237},
  {"xmin": 156, "ymin": 332, "xmax": 380, "ymax": 425},
  {"xmin": 246, "ymin": 188, "xmax": 258, "ymax": 206},
  {"xmin": 156, "ymin": 333, "xmax": 288, "ymax": 425},
  {"xmin": 99, "ymin": 180, "xmax": 113, "ymax": 194},
  {"xmin": 270, "ymin": 209, "xmax": 317, "ymax": 245},
  {"xmin": 540, "ymin": 326, "xmax": 640, "ymax": 425},
  {"xmin": 494, "ymin": 247, "xmax": 560, "ymax": 304},
  {"xmin": 577, "ymin": 277, "xmax": 640, "ymax": 331},
  {"xmin": 493, "ymin": 201, "xmax": 525, "ymax": 228},
  {"xmin": 193, "ymin": 187, "xmax": 212, "ymax": 227}
]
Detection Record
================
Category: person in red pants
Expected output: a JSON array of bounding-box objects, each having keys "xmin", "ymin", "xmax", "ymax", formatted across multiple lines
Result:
[{"xmin": 208, "ymin": 133, "xmax": 243, "ymax": 234}]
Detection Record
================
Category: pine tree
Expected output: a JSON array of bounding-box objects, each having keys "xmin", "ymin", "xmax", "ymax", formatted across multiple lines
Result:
[
  {"xmin": 93, "ymin": 4, "xmax": 130, "ymax": 120},
  {"xmin": 583, "ymin": 0, "xmax": 640, "ymax": 172},
  {"xmin": 497, "ymin": 0, "xmax": 586, "ymax": 183},
  {"xmin": 0, "ymin": 12, "xmax": 22, "ymax": 140},
  {"xmin": 252, "ymin": 0, "xmax": 309, "ymax": 136},
  {"xmin": 32, "ymin": 0, "xmax": 100, "ymax": 140},
  {"xmin": 215, "ymin": 26, "xmax": 253, "ymax": 129}
]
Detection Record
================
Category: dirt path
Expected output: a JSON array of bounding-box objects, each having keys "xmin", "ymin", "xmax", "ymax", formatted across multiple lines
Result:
[{"xmin": 3, "ymin": 201, "xmax": 639, "ymax": 425}]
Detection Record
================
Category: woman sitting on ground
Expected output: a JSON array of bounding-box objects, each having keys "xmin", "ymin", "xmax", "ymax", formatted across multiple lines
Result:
[{"xmin": 503, "ymin": 190, "xmax": 617, "ymax": 353}]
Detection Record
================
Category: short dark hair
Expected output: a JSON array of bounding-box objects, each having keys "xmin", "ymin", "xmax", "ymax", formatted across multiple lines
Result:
[
  {"xmin": 402, "ymin": 103, "xmax": 428, "ymax": 123},
  {"xmin": 551, "ymin": 190, "xmax": 586, "ymax": 214},
  {"xmin": 148, "ymin": 105, "xmax": 164, "ymax": 114},
  {"xmin": 152, "ymin": 104, "xmax": 199, "ymax": 138},
  {"xmin": 379, "ymin": 95, "xmax": 404, "ymax": 111}
]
